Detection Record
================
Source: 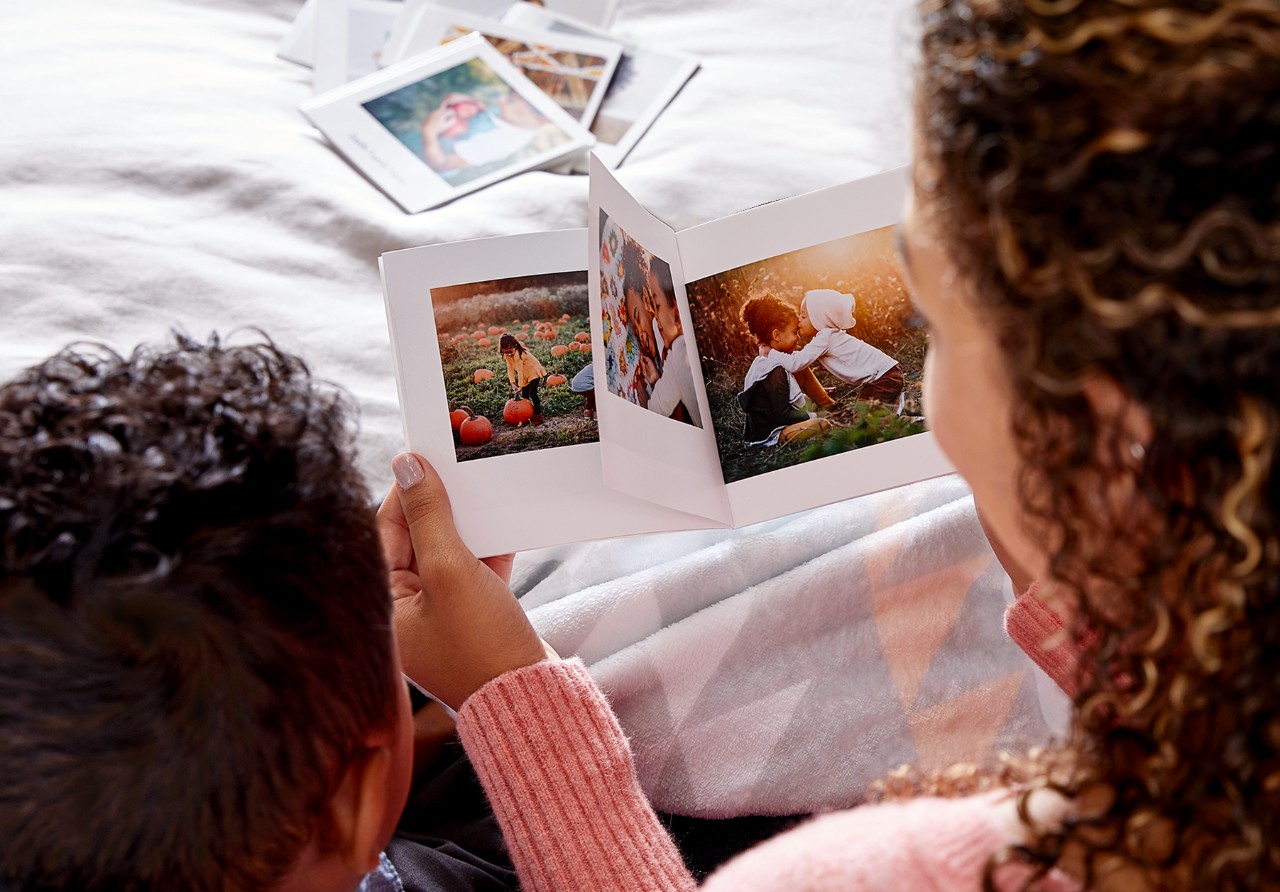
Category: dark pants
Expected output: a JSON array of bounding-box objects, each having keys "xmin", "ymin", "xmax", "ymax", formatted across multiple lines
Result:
[
  {"xmin": 856, "ymin": 365, "xmax": 903, "ymax": 404},
  {"xmin": 519, "ymin": 377, "xmax": 542, "ymax": 414}
]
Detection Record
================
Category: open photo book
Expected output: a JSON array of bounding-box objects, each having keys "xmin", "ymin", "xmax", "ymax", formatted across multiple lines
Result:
[{"xmin": 379, "ymin": 163, "xmax": 953, "ymax": 556}]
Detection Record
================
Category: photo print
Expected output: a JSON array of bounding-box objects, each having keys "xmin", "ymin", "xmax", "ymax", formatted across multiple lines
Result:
[
  {"xmin": 685, "ymin": 224, "xmax": 927, "ymax": 484},
  {"xmin": 300, "ymin": 35, "xmax": 592, "ymax": 211},
  {"xmin": 503, "ymin": 2, "xmax": 699, "ymax": 167},
  {"xmin": 380, "ymin": 8, "xmax": 621, "ymax": 128},
  {"xmin": 431, "ymin": 270, "xmax": 598, "ymax": 462},
  {"xmin": 362, "ymin": 55, "xmax": 568, "ymax": 187},
  {"xmin": 598, "ymin": 209, "xmax": 702, "ymax": 427}
]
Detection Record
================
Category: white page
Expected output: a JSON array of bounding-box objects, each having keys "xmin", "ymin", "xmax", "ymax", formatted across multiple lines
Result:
[
  {"xmin": 278, "ymin": 0, "xmax": 319, "ymax": 67},
  {"xmin": 313, "ymin": 0, "xmax": 402, "ymax": 95},
  {"xmin": 589, "ymin": 159, "xmax": 732, "ymax": 524},
  {"xmin": 381, "ymin": 228, "xmax": 719, "ymax": 557},
  {"xmin": 503, "ymin": 3, "xmax": 698, "ymax": 169},
  {"xmin": 379, "ymin": 7, "xmax": 621, "ymax": 129},
  {"xmin": 675, "ymin": 166, "xmax": 954, "ymax": 526}
]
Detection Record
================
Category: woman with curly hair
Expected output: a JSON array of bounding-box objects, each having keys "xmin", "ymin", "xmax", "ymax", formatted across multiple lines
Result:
[{"xmin": 381, "ymin": 0, "xmax": 1280, "ymax": 890}]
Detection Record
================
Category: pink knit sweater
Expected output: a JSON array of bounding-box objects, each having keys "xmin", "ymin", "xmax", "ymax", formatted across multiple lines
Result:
[{"xmin": 455, "ymin": 588, "xmax": 1074, "ymax": 891}]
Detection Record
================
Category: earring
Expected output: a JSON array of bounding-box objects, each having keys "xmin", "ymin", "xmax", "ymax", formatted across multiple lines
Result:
[{"xmin": 1129, "ymin": 441, "xmax": 1146, "ymax": 461}]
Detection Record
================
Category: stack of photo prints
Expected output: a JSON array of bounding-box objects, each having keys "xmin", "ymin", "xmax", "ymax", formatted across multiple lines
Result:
[
  {"xmin": 281, "ymin": 0, "xmax": 700, "ymax": 211},
  {"xmin": 381, "ymin": 163, "xmax": 953, "ymax": 557}
]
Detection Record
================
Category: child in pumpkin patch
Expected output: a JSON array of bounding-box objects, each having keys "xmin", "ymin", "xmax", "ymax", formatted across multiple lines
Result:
[{"xmin": 499, "ymin": 333, "xmax": 546, "ymax": 426}]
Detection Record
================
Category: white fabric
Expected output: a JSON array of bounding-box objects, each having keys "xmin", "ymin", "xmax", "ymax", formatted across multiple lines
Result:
[
  {"xmin": 743, "ymin": 352, "xmax": 806, "ymax": 405},
  {"xmin": 773, "ymin": 327, "xmax": 899, "ymax": 385},
  {"xmin": 802, "ymin": 288, "xmax": 857, "ymax": 331},
  {"xmin": 644, "ymin": 334, "xmax": 701, "ymax": 426},
  {"xmin": 2, "ymin": 0, "xmax": 1061, "ymax": 817}
]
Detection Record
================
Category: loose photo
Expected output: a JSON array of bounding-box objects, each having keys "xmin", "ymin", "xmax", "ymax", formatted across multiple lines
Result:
[
  {"xmin": 686, "ymin": 224, "xmax": 927, "ymax": 484},
  {"xmin": 300, "ymin": 35, "xmax": 592, "ymax": 211},
  {"xmin": 503, "ymin": 3, "xmax": 699, "ymax": 166},
  {"xmin": 431, "ymin": 270, "xmax": 598, "ymax": 462},
  {"xmin": 363, "ymin": 56, "xmax": 569, "ymax": 187},
  {"xmin": 380, "ymin": 8, "xmax": 621, "ymax": 128},
  {"xmin": 598, "ymin": 209, "xmax": 702, "ymax": 427}
]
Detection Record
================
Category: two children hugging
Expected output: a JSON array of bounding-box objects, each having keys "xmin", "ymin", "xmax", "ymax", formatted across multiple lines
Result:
[
  {"xmin": 499, "ymin": 333, "xmax": 545, "ymax": 426},
  {"xmin": 737, "ymin": 289, "xmax": 903, "ymax": 445}
]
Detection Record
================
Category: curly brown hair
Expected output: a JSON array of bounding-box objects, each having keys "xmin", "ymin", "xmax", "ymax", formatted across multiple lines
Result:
[
  {"xmin": 0, "ymin": 335, "xmax": 397, "ymax": 891},
  {"xmin": 740, "ymin": 293, "xmax": 799, "ymax": 345},
  {"xmin": 903, "ymin": 0, "xmax": 1280, "ymax": 888}
]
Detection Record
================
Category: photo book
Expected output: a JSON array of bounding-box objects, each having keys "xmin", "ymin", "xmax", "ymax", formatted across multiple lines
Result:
[{"xmin": 379, "ymin": 163, "xmax": 952, "ymax": 556}]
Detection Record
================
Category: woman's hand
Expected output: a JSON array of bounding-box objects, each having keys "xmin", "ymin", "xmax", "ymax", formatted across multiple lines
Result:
[{"xmin": 376, "ymin": 453, "xmax": 546, "ymax": 710}]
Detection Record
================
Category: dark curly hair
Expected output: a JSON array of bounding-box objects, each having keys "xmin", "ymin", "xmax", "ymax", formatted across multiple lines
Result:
[
  {"xmin": 897, "ymin": 0, "xmax": 1280, "ymax": 888},
  {"xmin": 0, "ymin": 335, "xmax": 397, "ymax": 891},
  {"xmin": 739, "ymin": 293, "xmax": 799, "ymax": 346}
]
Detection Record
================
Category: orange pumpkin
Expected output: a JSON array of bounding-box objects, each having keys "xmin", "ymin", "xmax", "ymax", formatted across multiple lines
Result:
[
  {"xmin": 449, "ymin": 406, "xmax": 471, "ymax": 432},
  {"xmin": 504, "ymin": 398, "xmax": 535, "ymax": 426},
  {"xmin": 521, "ymin": 323, "xmax": 530, "ymax": 330},
  {"xmin": 472, "ymin": 330, "xmax": 486, "ymax": 339},
  {"xmin": 458, "ymin": 411, "xmax": 493, "ymax": 446},
  {"xmin": 550, "ymin": 344, "xmax": 569, "ymax": 356},
  {"xmin": 487, "ymin": 326, "xmax": 505, "ymax": 335},
  {"xmin": 567, "ymin": 342, "xmax": 581, "ymax": 352},
  {"xmin": 546, "ymin": 374, "xmax": 568, "ymax": 387},
  {"xmin": 574, "ymin": 332, "xmax": 590, "ymax": 343},
  {"xmin": 474, "ymin": 368, "xmax": 495, "ymax": 383},
  {"xmin": 559, "ymin": 313, "xmax": 571, "ymax": 322},
  {"xmin": 477, "ymin": 338, "xmax": 492, "ymax": 347},
  {"xmin": 580, "ymin": 344, "xmax": 592, "ymax": 354}
]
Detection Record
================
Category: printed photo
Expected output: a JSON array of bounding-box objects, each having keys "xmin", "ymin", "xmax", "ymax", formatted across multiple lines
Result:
[
  {"xmin": 439, "ymin": 24, "xmax": 613, "ymax": 123},
  {"xmin": 685, "ymin": 225, "xmax": 927, "ymax": 484},
  {"xmin": 598, "ymin": 210, "xmax": 702, "ymax": 427},
  {"xmin": 381, "ymin": 8, "xmax": 621, "ymax": 127},
  {"xmin": 502, "ymin": 3, "xmax": 699, "ymax": 155},
  {"xmin": 362, "ymin": 56, "xmax": 571, "ymax": 188},
  {"xmin": 431, "ymin": 270, "xmax": 598, "ymax": 462}
]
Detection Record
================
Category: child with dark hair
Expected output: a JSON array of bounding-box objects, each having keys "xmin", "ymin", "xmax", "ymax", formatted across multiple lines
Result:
[
  {"xmin": 736, "ymin": 294, "xmax": 833, "ymax": 445},
  {"xmin": 0, "ymin": 336, "xmax": 525, "ymax": 892},
  {"xmin": 499, "ymin": 332, "xmax": 546, "ymax": 426}
]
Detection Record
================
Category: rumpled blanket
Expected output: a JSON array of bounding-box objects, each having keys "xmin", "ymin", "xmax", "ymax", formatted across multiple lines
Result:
[{"xmin": 515, "ymin": 476, "xmax": 1063, "ymax": 817}]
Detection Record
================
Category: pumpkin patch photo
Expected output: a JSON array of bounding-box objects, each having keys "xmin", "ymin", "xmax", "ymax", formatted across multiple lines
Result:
[{"xmin": 430, "ymin": 270, "xmax": 598, "ymax": 462}]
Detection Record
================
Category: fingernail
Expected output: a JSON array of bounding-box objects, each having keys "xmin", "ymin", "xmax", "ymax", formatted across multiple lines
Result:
[{"xmin": 392, "ymin": 453, "xmax": 425, "ymax": 489}]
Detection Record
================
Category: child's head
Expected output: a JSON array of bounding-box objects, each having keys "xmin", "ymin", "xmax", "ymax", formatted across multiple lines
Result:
[
  {"xmin": 740, "ymin": 294, "xmax": 800, "ymax": 352},
  {"xmin": 499, "ymin": 333, "xmax": 522, "ymax": 355},
  {"xmin": 799, "ymin": 289, "xmax": 855, "ymax": 339},
  {"xmin": 0, "ymin": 336, "xmax": 410, "ymax": 891},
  {"xmin": 644, "ymin": 257, "xmax": 681, "ymax": 341},
  {"xmin": 621, "ymin": 240, "xmax": 658, "ymax": 359}
]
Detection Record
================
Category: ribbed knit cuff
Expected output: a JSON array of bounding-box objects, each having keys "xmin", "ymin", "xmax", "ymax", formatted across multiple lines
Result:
[
  {"xmin": 1004, "ymin": 583, "xmax": 1080, "ymax": 698},
  {"xmin": 457, "ymin": 659, "xmax": 697, "ymax": 892}
]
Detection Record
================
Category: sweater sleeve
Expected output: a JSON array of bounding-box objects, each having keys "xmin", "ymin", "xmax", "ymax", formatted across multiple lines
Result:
[
  {"xmin": 765, "ymin": 329, "xmax": 831, "ymax": 373},
  {"xmin": 456, "ymin": 659, "xmax": 697, "ymax": 892},
  {"xmin": 701, "ymin": 793, "xmax": 1029, "ymax": 892},
  {"xmin": 1003, "ymin": 583, "xmax": 1081, "ymax": 698}
]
